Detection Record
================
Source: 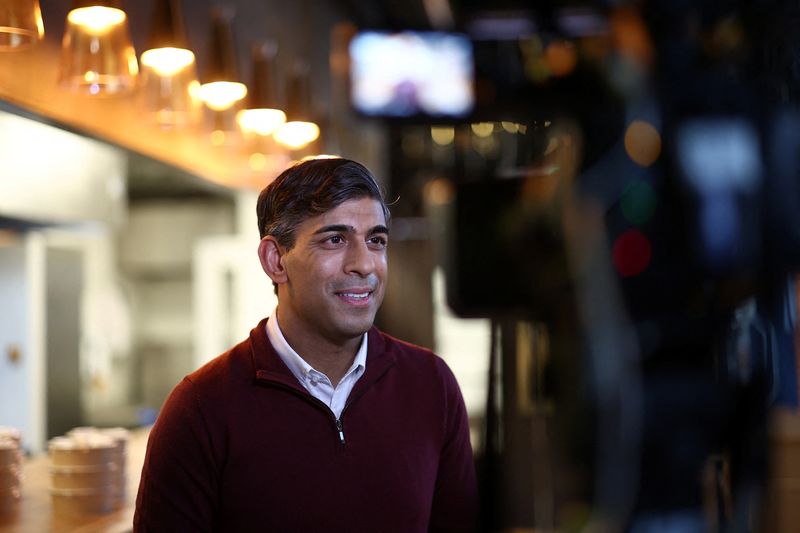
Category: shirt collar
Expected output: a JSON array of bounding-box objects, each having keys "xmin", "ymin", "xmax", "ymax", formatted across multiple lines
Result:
[{"xmin": 265, "ymin": 308, "xmax": 367, "ymax": 384}]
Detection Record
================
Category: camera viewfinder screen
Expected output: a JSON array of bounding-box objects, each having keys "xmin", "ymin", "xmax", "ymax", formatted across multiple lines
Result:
[{"xmin": 349, "ymin": 31, "xmax": 474, "ymax": 118}]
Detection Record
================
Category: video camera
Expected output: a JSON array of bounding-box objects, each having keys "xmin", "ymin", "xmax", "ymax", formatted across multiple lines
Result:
[
  {"xmin": 346, "ymin": 1, "xmax": 800, "ymax": 531},
  {"xmin": 347, "ymin": 1, "xmax": 800, "ymax": 322}
]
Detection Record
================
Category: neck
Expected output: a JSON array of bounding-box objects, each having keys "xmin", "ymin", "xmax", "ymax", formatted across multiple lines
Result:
[{"xmin": 276, "ymin": 307, "xmax": 362, "ymax": 387}]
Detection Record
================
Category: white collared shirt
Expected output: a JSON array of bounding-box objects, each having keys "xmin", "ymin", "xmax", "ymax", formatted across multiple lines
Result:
[{"xmin": 266, "ymin": 311, "xmax": 367, "ymax": 419}]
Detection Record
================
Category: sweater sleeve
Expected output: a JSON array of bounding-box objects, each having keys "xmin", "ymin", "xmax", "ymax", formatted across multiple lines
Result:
[
  {"xmin": 134, "ymin": 377, "xmax": 221, "ymax": 532},
  {"xmin": 428, "ymin": 359, "xmax": 480, "ymax": 532}
]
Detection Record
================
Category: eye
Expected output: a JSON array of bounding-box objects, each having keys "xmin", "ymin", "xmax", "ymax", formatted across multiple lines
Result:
[
  {"xmin": 367, "ymin": 235, "xmax": 388, "ymax": 249},
  {"xmin": 326, "ymin": 235, "xmax": 344, "ymax": 245}
]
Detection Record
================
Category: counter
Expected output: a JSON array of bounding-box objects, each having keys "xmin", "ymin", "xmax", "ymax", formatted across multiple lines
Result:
[{"xmin": 0, "ymin": 427, "xmax": 149, "ymax": 533}]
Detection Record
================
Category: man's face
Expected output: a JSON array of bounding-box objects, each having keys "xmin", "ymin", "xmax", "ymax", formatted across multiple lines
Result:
[{"xmin": 276, "ymin": 197, "xmax": 388, "ymax": 346}]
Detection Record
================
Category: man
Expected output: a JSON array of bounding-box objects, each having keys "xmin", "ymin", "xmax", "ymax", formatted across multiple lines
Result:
[{"xmin": 134, "ymin": 158, "xmax": 479, "ymax": 532}]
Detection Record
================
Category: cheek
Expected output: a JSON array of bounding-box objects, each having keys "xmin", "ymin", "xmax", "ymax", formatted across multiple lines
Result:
[
  {"xmin": 315, "ymin": 255, "xmax": 344, "ymax": 277},
  {"xmin": 299, "ymin": 257, "xmax": 342, "ymax": 290},
  {"xmin": 376, "ymin": 253, "xmax": 388, "ymax": 273},
  {"xmin": 285, "ymin": 252, "xmax": 332, "ymax": 280}
]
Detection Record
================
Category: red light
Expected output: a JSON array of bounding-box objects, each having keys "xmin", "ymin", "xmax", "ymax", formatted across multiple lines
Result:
[{"xmin": 612, "ymin": 229, "xmax": 652, "ymax": 277}]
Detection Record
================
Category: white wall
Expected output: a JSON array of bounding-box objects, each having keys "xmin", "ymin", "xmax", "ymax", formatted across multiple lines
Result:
[
  {"xmin": 0, "ymin": 234, "xmax": 45, "ymax": 453},
  {"xmin": 0, "ymin": 111, "xmax": 126, "ymax": 226},
  {"xmin": 119, "ymin": 199, "xmax": 236, "ymax": 408},
  {"xmin": 0, "ymin": 110, "xmax": 130, "ymax": 445},
  {"xmin": 193, "ymin": 236, "xmax": 278, "ymax": 368},
  {"xmin": 193, "ymin": 191, "xmax": 278, "ymax": 367}
]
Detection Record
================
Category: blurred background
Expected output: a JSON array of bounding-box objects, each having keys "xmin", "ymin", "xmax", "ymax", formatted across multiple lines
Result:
[{"xmin": 1, "ymin": 0, "xmax": 800, "ymax": 531}]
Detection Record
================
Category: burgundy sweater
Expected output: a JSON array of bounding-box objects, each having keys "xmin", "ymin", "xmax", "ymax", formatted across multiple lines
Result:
[{"xmin": 134, "ymin": 319, "xmax": 478, "ymax": 532}]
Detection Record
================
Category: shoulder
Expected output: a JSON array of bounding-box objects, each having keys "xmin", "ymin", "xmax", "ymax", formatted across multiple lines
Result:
[
  {"xmin": 369, "ymin": 329, "xmax": 470, "ymax": 440},
  {"xmin": 187, "ymin": 336, "xmax": 253, "ymax": 389},
  {"xmin": 160, "ymin": 333, "xmax": 258, "ymax": 419},
  {"xmin": 153, "ymin": 334, "xmax": 257, "ymax": 445},
  {"xmin": 369, "ymin": 328, "xmax": 460, "ymax": 388},
  {"xmin": 372, "ymin": 327, "xmax": 433, "ymax": 357}
]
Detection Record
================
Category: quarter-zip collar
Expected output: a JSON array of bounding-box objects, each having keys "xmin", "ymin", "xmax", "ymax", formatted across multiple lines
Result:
[{"xmin": 250, "ymin": 318, "xmax": 396, "ymax": 401}]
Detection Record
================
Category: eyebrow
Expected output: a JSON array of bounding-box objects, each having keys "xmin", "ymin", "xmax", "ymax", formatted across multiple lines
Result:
[{"xmin": 313, "ymin": 224, "xmax": 389, "ymax": 235}]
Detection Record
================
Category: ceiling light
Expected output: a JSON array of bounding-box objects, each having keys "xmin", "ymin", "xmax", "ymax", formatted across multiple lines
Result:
[
  {"xmin": 198, "ymin": 7, "xmax": 246, "ymax": 112},
  {"xmin": 0, "ymin": 0, "xmax": 44, "ymax": 50},
  {"xmin": 58, "ymin": 0, "xmax": 138, "ymax": 95},
  {"xmin": 139, "ymin": 0, "xmax": 200, "ymax": 126},
  {"xmin": 274, "ymin": 64, "xmax": 319, "ymax": 150},
  {"xmin": 236, "ymin": 41, "xmax": 286, "ymax": 136}
]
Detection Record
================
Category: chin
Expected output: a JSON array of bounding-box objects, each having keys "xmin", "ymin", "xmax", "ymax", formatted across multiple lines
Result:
[{"xmin": 336, "ymin": 318, "xmax": 374, "ymax": 339}]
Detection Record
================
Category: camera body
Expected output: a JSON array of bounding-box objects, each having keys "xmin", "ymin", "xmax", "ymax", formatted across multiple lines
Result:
[{"xmin": 346, "ymin": 2, "xmax": 800, "ymax": 528}]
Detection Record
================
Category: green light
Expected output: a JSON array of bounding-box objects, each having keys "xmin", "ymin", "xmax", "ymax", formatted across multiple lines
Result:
[{"xmin": 620, "ymin": 180, "xmax": 657, "ymax": 225}]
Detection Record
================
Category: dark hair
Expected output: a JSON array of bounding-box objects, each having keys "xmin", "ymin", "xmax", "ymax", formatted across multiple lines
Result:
[{"xmin": 257, "ymin": 158, "xmax": 390, "ymax": 249}]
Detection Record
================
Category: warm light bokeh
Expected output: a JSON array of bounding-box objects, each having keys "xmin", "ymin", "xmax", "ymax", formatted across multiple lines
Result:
[
  {"xmin": 141, "ymin": 47, "xmax": 195, "ymax": 78},
  {"xmin": 236, "ymin": 108, "xmax": 286, "ymax": 136},
  {"xmin": 273, "ymin": 121, "xmax": 320, "ymax": 150},
  {"xmin": 198, "ymin": 81, "xmax": 247, "ymax": 111},
  {"xmin": 67, "ymin": 7, "xmax": 126, "ymax": 34}
]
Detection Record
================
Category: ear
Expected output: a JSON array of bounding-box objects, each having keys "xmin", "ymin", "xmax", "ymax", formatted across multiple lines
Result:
[{"xmin": 258, "ymin": 237, "xmax": 288, "ymax": 285}]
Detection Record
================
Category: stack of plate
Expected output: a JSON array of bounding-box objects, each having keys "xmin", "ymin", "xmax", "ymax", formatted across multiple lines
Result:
[
  {"xmin": 67, "ymin": 427, "xmax": 129, "ymax": 507},
  {"xmin": 0, "ymin": 427, "xmax": 22, "ymax": 515},
  {"xmin": 49, "ymin": 431, "xmax": 119, "ymax": 515}
]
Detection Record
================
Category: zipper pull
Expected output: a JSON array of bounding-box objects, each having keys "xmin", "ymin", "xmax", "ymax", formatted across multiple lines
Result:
[{"xmin": 335, "ymin": 418, "xmax": 345, "ymax": 445}]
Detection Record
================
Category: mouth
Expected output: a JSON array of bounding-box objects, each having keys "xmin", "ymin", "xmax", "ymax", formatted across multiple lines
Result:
[{"xmin": 335, "ymin": 289, "xmax": 373, "ymax": 306}]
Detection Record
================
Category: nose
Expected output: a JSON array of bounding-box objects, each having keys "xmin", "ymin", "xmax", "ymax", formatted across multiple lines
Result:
[{"xmin": 344, "ymin": 240, "xmax": 375, "ymax": 277}]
